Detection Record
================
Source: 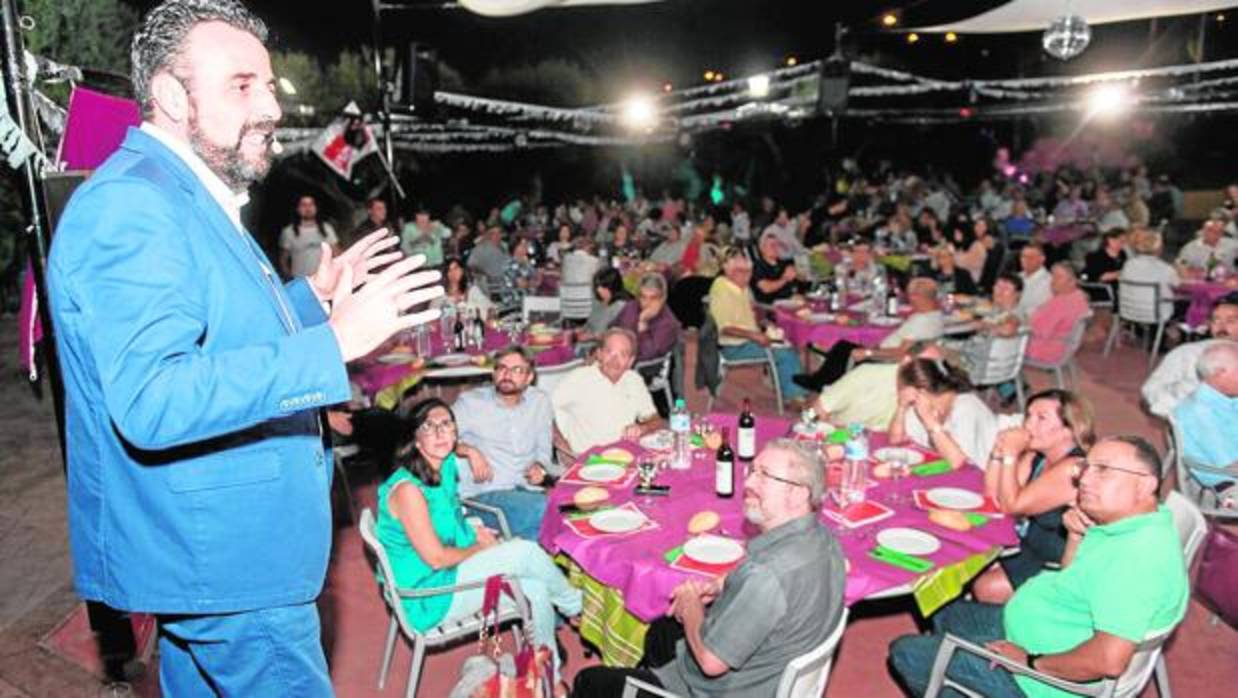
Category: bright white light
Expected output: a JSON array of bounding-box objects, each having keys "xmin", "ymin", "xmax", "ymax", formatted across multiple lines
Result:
[
  {"xmin": 278, "ymin": 77, "xmax": 297, "ymax": 96},
  {"xmin": 621, "ymin": 95, "xmax": 657, "ymax": 130},
  {"xmin": 1086, "ymin": 83, "xmax": 1131, "ymax": 118},
  {"xmin": 747, "ymin": 74, "xmax": 771, "ymax": 98}
]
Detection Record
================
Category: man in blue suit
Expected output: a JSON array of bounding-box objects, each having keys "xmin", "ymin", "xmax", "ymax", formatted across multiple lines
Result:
[{"xmin": 46, "ymin": 1, "xmax": 442, "ymax": 694}]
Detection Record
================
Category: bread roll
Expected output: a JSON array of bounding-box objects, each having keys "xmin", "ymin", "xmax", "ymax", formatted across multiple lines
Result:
[
  {"xmin": 688, "ymin": 510, "xmax": 720, "ymax": 535},
  {"xmin": 929, "ymin": 508, "xmax": 973, "ymax": 532},
  {"xmin": 573, "ymin": 486, "xmax": 609, "ymax": 509}
]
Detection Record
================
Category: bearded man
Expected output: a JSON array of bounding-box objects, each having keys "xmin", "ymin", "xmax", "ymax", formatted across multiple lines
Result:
[{"xmin": 46, "ymin": 1, "xmax": 442, "ymax": 693}]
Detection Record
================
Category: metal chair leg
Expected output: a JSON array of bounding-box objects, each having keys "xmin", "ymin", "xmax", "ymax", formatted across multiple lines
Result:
[
  {"xmin": 406, "ymin": 637, "xmax": 426, "ymax": 698},
  {"xmin": 1014, "ymin": 377, "xmax": 1026, "ymax": 412},
  {"xmin": 1150, "ymin": 322, "xmax": 1165, "ymax": 366},
  {"xmin": 378, "ymin": 616, "xmax": 398, "ymax": 689},
  {"xmin": 1154, "ymin": 653, "xmax": 1172, "ymax": 698},
  {"xmin": 1053, "ymin": 366, "xmax": 1065, "ymax": 390},
  {"xmin": 766, "ymin": 351, "xmax": 784, "ymax": 415},
  {"xmin": 1103, "ymin": 317, "xmax": 1120, "ymax": 356}
]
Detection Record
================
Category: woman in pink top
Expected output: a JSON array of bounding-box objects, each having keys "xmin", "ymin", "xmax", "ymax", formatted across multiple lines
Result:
[{"xmin": 1025, "ymin": 263, "xmax": 1090, "ymax": 363}]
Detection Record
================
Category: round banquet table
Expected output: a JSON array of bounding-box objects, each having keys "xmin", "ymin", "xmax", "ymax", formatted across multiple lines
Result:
[
  {"xmin": 539, "ymin": 413, "xmax": 1017, "ymax": 667},
  {"xmin": 1177, "ymin": 280, "xmax": 1235, "ymax": 328},
  {"xmin": 772, "ymin": 301, "xmax": 900, "ymax": 350},
  {"xmin": 351, "ymin": 325, "xmax": 577, "ymax": 409}
]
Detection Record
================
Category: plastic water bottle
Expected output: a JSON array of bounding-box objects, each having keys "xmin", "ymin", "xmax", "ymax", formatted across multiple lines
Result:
[
  {"xmin": 670, "ymin": 398, "xmax": 692, "ymax": 470},
  {"xmin": 841, "ymin": 423, "xmax": 869, "ymax": 505}
]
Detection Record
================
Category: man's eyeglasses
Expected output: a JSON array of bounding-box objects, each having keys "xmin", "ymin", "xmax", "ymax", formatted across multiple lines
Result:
[
  {"xmin": 1073, "ymin": 460, "xmax": 1152, "ymax": 479},
  {"xmin": 494, "ymin": 364, "xmax": 531, "ymax": 376},
  {"xmin": 416, "ymin": 419, "xmax": 457, "ymax": 436},
  {"xmin": 752, "ymin": 466, "xmax": 806, "ymax": 488}
]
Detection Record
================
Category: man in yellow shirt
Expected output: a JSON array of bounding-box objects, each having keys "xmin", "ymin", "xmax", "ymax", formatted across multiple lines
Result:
[{"xmin": 708, "ymin": 248, "xmax": 810, "ymax": 408}]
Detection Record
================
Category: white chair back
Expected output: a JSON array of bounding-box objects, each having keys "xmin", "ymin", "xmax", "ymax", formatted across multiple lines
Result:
[
  {"xmin": 522, "ymin": 295, "xmax": 561, "ymax": 323},
  {"xmin": 967, "ymin": 331, "xmax": 1030, "ymax": 386},
  {"xmin": 359, "ymin": 508, "xmax": 417, "ymax": 639},
  {"xmin": 1117, "ymin": 280, "xmax": 1166, "ymax": 325},
  {"xmin": 559, "ymin": 282, "xmax": 594, "ymax": 320},
  {"xmin": 774, "ymin": 608, "xmax": 849, "ymax": 698}
]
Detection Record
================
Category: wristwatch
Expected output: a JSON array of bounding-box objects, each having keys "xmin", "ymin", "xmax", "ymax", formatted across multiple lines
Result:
[{"xmin": 1027, "ymin": 653, "xmax": 1042, "ymax": 671}]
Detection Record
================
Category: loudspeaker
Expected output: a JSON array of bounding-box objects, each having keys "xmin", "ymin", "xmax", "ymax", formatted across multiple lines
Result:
[
  {"xmin": 396, "ymin": 43, "xmax": 439, "ymax": 119},
  {"xmin": 816, "ymin": 58, "xmax": 851, "ymax": 116},
  {"xmin": 43, "ymin": 170, "xmax": 91, "ymax": 234}
]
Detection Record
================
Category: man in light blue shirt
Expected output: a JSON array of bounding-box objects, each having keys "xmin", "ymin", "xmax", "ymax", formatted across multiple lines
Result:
[
  {"xmin": 455, "ymin": 346, "xmax": 557, "ymax": 539},
  {"xmin": 1173, "ymin": 341, "xmax": 1238, "ymax": 488}
]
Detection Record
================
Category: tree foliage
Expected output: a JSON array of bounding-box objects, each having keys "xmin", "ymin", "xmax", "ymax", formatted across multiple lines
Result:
[
  {"xmin": 475, "ymin": 59, "xmax": 597, "ymax": 107},
  {"xmin": 22, "ymin": 0, "xmax": 138, "ymax": 76}
]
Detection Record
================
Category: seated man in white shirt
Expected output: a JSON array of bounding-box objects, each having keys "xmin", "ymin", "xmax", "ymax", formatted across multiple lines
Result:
[
  {"xmin": 1017, "ymin": 244, "xmax": 1052, "ymax": 317},
  {"xmin": 1142, "ymin": 292, "xmax": 1238, "ymax": 417},
  {"xmin": 551, "ymin": 328, "xmax": 665, "ymax": 456},
  {"xmin": 1176, "ymin": 213, "xmax": 1238, "ymax": 273},
  {"xmin": 794, "ymin": 277, "xmax": 945, "ymax": 392}
]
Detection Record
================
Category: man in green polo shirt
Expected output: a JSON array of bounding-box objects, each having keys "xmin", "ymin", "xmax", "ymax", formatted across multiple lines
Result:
[{"xmin": 889, "ymin": 435, "xmax": 1188, "ymax": 697}]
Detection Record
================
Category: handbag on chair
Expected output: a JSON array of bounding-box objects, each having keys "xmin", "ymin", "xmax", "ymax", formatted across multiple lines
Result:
[
  {"xmin": 1195, "ymin": 525, "xmax": 1238, "ymax": 629},
  {"xmin": 476, "ymin": 576, "xmax": 553, "ymax": 698}
]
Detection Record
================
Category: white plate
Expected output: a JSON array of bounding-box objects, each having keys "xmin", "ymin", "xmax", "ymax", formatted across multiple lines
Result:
[
  {"xmin": 808, "ymin": 312, "xmax": 837, "ymax": 323},
  {"xmin": 589, "ymin": 508, "xmax": 647, "ymax": 534},
  {"xmin": 424, "ymin": 365, "xmax": 490, "ymax": 379},
  {"xmin": 578, "ymin": 463, "xmax": 627, "ymax": 483},
  {"xmin": 639, "ymin": 430, "xmax": 675, "ymax": 451},
  {"xmin": 773, "ymin": 298, "xmax": 802, "ymax": 309},
  {"xmin": 876, "ymin": 527, "xmax": 941, "ymax": 556},
  {"xmin": 925, "ymin": 487, "xmax": 984, "ymax": 510},
  {"xmin": 435, "ymin": 352, "xmax": 474, "ymax": 366},
  {"xmin": 873, "ymin": 447, "xmax": 925, "ymax": 465},
  {"xmin": 683, "ymin": 535, "xmax": 745, "ymax": 565},
  {"xmin": 377, "ymin": 353, "xmax": 417, "ymax": 364},
  {"xmin": 869, "ymin": 316, "xmax": 902, "ymax": 327}
]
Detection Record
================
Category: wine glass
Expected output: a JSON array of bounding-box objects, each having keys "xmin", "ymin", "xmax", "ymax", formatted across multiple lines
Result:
[
  {"xmin": 637, "ymin": 460, "xmax": 658, "ymax": 506},
  {"xmin": 886, "ymin": 451, "xmax": 910, "ymax": 505}
]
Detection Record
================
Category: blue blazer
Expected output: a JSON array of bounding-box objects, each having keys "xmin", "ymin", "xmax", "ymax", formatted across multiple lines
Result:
[{"xmin": 47, "ymin": 127, "xmax": 352, "ymax": 614}]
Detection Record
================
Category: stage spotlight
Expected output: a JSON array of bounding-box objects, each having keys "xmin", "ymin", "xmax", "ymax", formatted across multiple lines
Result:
[
  {"xmin": 747, "ymin": 74, "xmax": 771, "ymax": 98},
  {"xmin": 882, "ymin": 13, "xmax": 898, "ymax": 28},
  {"xmin": 945, "ymin": 32, "xmax": 958, "ymax": 43},
  {"xmin": 621, "ymin": 94, "xmax": 657, "ymax": 131},
  {"xmin": 704, "ymin": 70, "xmax": 715, "ymax": 81},
  {"xmin": 786, "ymin": 56, "xmax": 798, "ymax": 67},
  {"xmin": 1086, "ymin": 83, "xmax": 1132, "ymax": 118},
  {"xmin": 907, "ymin": 33, "xmax": 919, "ymax": 44},
  {"xmin": 662, "ymin": 82, "xmax": 673, "ymax": 93}
]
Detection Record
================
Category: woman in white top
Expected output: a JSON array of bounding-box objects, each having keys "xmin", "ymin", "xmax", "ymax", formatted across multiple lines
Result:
[
  {"xmin": 278, "ymin": 195, "xmax": 339, "ymax": 278},
  {"xmin": 1119, "ymin": 227, "xmax": 1180, "ymax": 319},
  {"xmin": 887, "ymin": 357, "xmax": 1015, "ymax": 469},
  {"xmin": 430, "ymin": 257, "xmax": 494, "ymax": 315}
]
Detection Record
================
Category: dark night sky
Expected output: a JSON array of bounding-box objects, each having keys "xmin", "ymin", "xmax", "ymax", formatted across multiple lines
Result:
[{"xmin": 117, "ymin": 1, "xmax": 1238, "ymax": 106}]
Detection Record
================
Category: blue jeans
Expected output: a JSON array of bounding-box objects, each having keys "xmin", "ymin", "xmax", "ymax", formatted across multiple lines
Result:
[
  {"xmin": 158, "ymin": 602, "xmax": 332, "ymax": 697},
  {"xmin": 720, "ymin": 341, "xmax": 809, "ymax": 400},
  {"xmin": 888, "ymin": 601, "xmax": 1025, "ymax": 697},
  {"xmin": 445, "ymin": 539, "xmax": 583, "ymax": 681},
  {"xmin": 467, "ymin": 487, "xmax": 548, "ymax": 541}
]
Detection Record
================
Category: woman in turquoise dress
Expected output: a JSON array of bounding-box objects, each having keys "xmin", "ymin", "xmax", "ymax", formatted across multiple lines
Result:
[{"xmin": 376, "ymin": 397, "xmax": 582, "ymax": 690}]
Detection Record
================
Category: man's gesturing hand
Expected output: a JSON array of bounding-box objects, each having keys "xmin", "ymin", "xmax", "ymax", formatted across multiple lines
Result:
[
  {"xmin": 309, "ymin": 228, "xmax": 403, "ymax": 301},
  {"xmin": 329, "ymin": 254, "xmax": 444, "ymax": 362}
]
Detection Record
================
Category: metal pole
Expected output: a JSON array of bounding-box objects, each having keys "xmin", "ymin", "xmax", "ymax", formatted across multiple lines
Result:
[
  {"xmin": 0, "ymin": 0, "xmax": 67, "ymax": 467},
  {"xmin": 370, "ymin": 0, "xmax": 402, "ymax": 204}
]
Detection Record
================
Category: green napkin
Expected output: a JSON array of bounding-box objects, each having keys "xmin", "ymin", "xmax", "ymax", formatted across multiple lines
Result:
[
  {"xmin": 963, "ymin": 513, "xmax": 989, "ymax": 527},
  {"xmin": 586, "ymin": 454, "xmax": 629, "ymax": 466},
  {"xmin": 566, "ymin": 506, "xmax": 613, "ymax": 521},
  {"xmin": 868, "ymin": 545, "xmax": 935, "ymax": 573},
  {"xmin": 663, "ymin": 545, "xmax": 684, "ymax": 563},
  {"xmin": 827, "ymin": 429, "xmax": 850, "ymax": 445},
  {"xmin": 911, "ymin": 459, "xmax": 952, "ymax": 477},
  {"xmin": 690, "ymin": 433, "xmax": 705, "ymax": 448}
]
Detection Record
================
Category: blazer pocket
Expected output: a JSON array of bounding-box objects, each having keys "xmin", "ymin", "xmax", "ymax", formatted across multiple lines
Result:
[{"xmin": 166, "ymin": 449, "xmax": 282, "ymax": 492}]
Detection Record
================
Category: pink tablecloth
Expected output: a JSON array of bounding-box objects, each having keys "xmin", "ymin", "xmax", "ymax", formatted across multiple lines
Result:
[
  {"xmin": 351, "ymin": 326, "xmax": 576, "ymax": 397},
  {"xmin": 1041, "ymin": 223, "xmax": 1091, "ymax": 246},
  {"xmin": 1177, "ymin": 281, "xmax": 1233, "ymax": 327},
  {"xmin": 539, "ymin": 414, "xmax": 1017, "ymax": 623},
  {"xmin": 773, "ymin": 306, "xmax": 897, "ymax": 350}
]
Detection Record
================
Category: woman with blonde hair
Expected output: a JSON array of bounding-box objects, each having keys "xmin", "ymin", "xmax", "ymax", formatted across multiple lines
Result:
[{"xmin": 974, "ymin": 389, "xmax": 1096, "ymax": 603}]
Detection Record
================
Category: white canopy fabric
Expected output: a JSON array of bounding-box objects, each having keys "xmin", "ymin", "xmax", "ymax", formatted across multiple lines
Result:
[
  {"xmin": 914, "ymin": 0, "xmax": 1238, "ymax": 34},
  {"xmin": 458, "ymin": 0, "xmax": 662, "ymax": 17}
]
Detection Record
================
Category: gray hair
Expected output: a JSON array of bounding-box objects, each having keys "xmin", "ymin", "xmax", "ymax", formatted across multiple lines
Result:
[
  {"xmin": 763, "ymin": 438, "xmax": 826, "ymax": 509},
  {"xmin": 1050, "ymin": 261, "xmax": 1078, "ymax": 281},
  {"xmin": 599, "ymin": 327, "xmax": 637, "ymax": 355},
  {"xmin": 1197, "ymin": 340, "xmax": 1238, "ymax": 381},
  {"xmin": 131, "ymin": 0, "xmax": 268, "ymax": 117},
  {"xmin": 638, "ymin": 272, "xmax": 667, "ymax": 297}
]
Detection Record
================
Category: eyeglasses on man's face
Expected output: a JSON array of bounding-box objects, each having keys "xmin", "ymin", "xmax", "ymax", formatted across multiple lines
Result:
[
  {"xmin": 1073, "ymin": 460, "xmax": 1151, "ymax": 480},
  {"xmin": 750, "ymin": 465, "xmax": 805, "ymax": 489}
]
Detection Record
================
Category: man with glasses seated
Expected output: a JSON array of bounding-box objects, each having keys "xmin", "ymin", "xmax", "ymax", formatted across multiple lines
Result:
[
  {"xmin": 889, "ymin": 435, "xmax": 1188, "ymax": 698},
  {"xmin": 572, "ymin": 439, "xmax": 846, "ymax": 696},
  {"xmin": 453, "ymin": 346, "xmax": 557, "ymax": 540}
]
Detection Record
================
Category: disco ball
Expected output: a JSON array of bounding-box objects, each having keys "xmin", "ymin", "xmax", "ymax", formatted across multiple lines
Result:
[{"xmin": 1043, "ymin": 15, "xmax": 1091, "ymax": 61}]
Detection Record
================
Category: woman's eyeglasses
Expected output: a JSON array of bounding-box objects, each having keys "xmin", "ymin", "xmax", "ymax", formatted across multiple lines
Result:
[{"xmin": 416, "ymin": 419, "xmax": 457, "ymax": 436}]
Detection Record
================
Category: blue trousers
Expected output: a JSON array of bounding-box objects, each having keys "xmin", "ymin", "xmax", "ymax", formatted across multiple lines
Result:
[
  {"xmin": 467, "ymin": 487, "xmax": 548, "ymax": 541},
  {"xmin": 888, "ymin": 601, "xmax": 1025, "ymax": 697},
  {"xmin": 158, "ymin": 602, "xmax": 332, "ymax": 697},
  {"xmin": 720, "ymin": 341, "xmax": 809, "ymax": 400}
]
